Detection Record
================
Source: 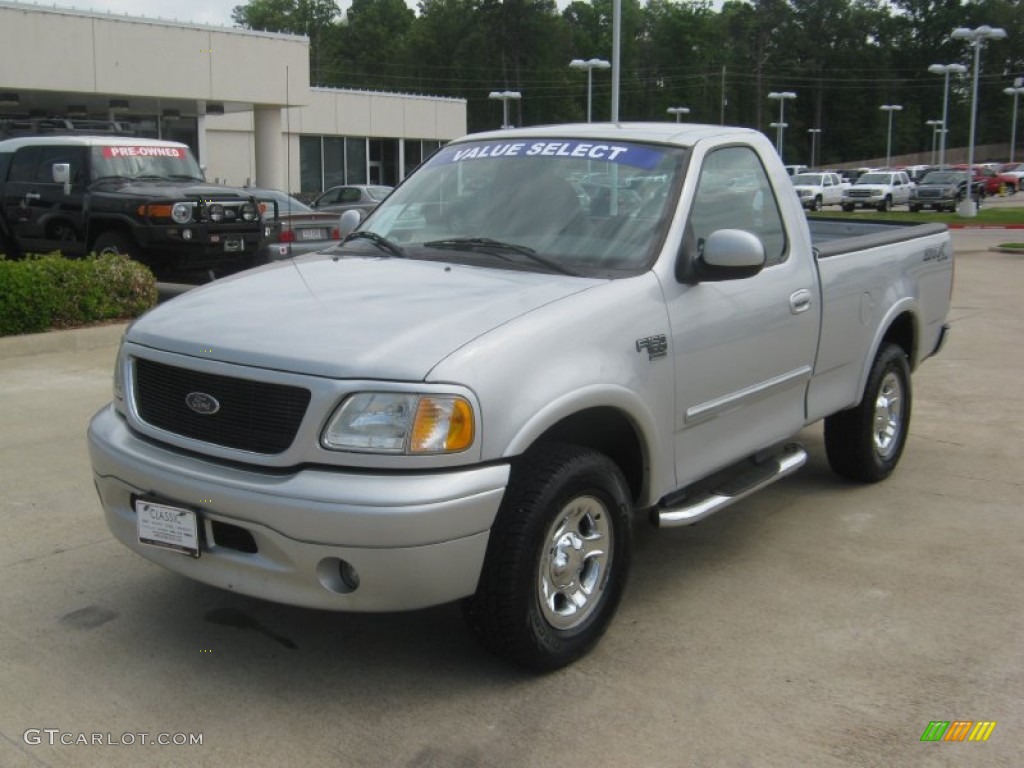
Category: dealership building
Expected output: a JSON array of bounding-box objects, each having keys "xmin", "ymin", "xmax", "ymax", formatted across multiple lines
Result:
[{"xmin": 0, "ymin": 1, "xmax": 467, "ymax": 194}]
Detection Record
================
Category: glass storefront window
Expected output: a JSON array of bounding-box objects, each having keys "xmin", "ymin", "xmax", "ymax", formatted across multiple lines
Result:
[
  {"xmin": 346, "ymin": 138, "xmax": 367, "ymax": 184},
  {"xmin": 299, "ymin": 135, "xmax": 322, "ymax": 194}
]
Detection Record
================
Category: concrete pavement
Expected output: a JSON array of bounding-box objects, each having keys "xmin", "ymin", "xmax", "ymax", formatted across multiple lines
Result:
[{"xmin": 0, "ymin": 229, "xmax": 1021, "ymax": 767}]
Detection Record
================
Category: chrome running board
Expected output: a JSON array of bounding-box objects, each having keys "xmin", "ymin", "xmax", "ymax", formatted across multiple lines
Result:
[{"xmin": 653, "ymin": 443, "xmax": 808, "ymax": 528}]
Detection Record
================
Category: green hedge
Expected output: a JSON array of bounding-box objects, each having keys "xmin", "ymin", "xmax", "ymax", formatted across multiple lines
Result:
[{"xmin": 0, "ymin": 253, "xmax": 157, "ymax": 336}]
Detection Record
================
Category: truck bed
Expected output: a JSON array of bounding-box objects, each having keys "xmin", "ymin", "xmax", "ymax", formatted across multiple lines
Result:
[{"xmin": 809, "ymin": 218, "xmax": 948, "ymax": 256}]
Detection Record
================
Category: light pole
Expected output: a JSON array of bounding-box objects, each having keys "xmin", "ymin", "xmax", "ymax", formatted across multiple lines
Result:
[
  {"xmin": 928, "ymin": 63, "xmax": 967, "ymax": 167},
  {"xmin": 879, "ymin": 104, "xmax": 902, "ymax": 168},
  {"xmin": 770, "ymin": 122, "xmax": 788, "ymax": 161},
  {"xmin": 767, "ymin": 91, "xmax": 796, "ymax": 160},
  {"xmin": 925, "ymin": 119, "xmax": 944, "ymax": 165},
  {"xmin": 569, "ymin": 58, "xmax": 610, "ymax": 123},
  {"xmin": 952, "ymin": 24, "xmax": 1007, "ymax": 217},
  {"xmin": 1004, "ymin": 78, "xmax": 1024, "ymax": 164},
  {"xmin": 488, "ymin": 90, "xmax": 522, "ymax": 129},
  {"xmin": 807, "ymin": 128, "xmax": 822, "ymax": 168},
  {"xmin": 666, "ymin": 106, "xmax": 690, "ymax": 123}
]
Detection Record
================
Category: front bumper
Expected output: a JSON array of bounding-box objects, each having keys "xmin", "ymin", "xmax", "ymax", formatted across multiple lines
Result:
[{"xmin": 88, "ymin": 405, "xmax": 509, "ymax": 611}]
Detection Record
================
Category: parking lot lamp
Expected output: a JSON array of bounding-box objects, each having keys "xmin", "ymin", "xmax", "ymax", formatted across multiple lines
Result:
[
  {"xmin": 952, "ymin": 25, "xmax": 1007, "ymax": 217},
  {"xmin": 1005, "ymin": 78, "xmax": 1024, "ymax": 163},
  {"xmin": 666, "ymin": 106, "xmax": 690, "ymax": 123},
  {"xmin": 879, "ymin": 105, "xmax": 902, "ymax": 168},
  {"xmin": 807, "ymin": 128, "xmax": 822, "ymax": 168},
  {"xmin": 925, "ymin": 119, "xmax": 944, "ymax": 165},
  {"xmin": 767, "ymin": 91, "xmax": 796, "ymax": 159},
  {"xmin": 769, "ymin": 122, "xmax": 788, "ymax": 161},
  {"xmin": 488, "ymin": 91, "xmax": 522, "ymax": 129},
  {"xmin": 928, "ymin": 63, "xmax": 968, "ymax": 167},
  {"xmin": 569, "ymin": 59, "xmax": 610, "ymax": 123}
]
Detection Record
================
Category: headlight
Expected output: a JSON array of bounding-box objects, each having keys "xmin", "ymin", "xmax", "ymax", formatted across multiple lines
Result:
[
  {"xmin": 241, "ymin": 202, "xmax": 258, "ymax": 221},
  {"xmin": 207, "ymin": 203, "xmax": 225, "ymax": 222},
  {"xmin": 322, "ymin": 393, "xmax": 475, "ymax": 454},
  {"xmin": 171, "ymin": 202, "xmax": 193, "ymax": 223}
]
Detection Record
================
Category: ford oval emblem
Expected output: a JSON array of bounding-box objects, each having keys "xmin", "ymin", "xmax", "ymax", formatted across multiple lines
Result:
[{"xmin": 185, "ymin": 391, "xmax": 220, "ymax": 415}]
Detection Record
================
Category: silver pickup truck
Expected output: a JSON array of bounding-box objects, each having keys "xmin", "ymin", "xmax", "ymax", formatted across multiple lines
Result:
[{"xmin": 88, "ymin": 123, "xmax": 953, "ymax": 670}]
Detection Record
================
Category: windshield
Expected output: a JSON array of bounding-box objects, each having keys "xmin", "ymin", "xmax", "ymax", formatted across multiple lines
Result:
[
  {"xmin": 920, "ymin": 171, "xmax": 963, "ymax": 185},
  {"xmin": 791, "ymin": 174, "xmax": 823, "ymax": 185},
  {"xmin": 90, "ymin": 144, "xmax": 203, "ymax": 181},
  {"xmin": 358, "ymin": 139, "xmax": 688, "ymax": 276},
  {"xmin": 856, "ymin": 173, "xmax": 892, "ymax": 185}
]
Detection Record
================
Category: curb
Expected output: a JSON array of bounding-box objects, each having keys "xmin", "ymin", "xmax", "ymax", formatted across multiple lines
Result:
[{"xmin": 0, "ymin": 322, "xmax": 128, "ymax": 361}]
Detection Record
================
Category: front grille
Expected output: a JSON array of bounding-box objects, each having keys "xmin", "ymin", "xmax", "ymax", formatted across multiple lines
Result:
[
  {"xmin": 917, "ymin": 190, "xmax": 941, "ymax": 198},
  {"xmin": 847, "ymin": 189, "xmax": 873, "ymax": 198},
  {"xmin": 133, "ymin": 358, "xmax": 311, "ymax": 454}
]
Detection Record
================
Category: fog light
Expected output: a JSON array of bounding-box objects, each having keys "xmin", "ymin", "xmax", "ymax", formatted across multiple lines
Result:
[
  {"xmin": 316, "ymin": 557, "xmax": 360, "ymax": 594},
  {"xmin": 182, "ymin": 229, "xmax": 193, "ymax": 240}
]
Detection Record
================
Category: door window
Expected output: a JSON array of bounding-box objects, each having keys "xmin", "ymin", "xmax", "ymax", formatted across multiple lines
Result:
[{"xmin": 687, "ymin": 145, "xmax": 787, "ymax": 267}]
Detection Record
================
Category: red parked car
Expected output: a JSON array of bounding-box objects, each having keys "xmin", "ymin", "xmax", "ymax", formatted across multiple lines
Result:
[{"xmin": 954, "ymin": 165, "xmax": 1018, "ymax": 195}]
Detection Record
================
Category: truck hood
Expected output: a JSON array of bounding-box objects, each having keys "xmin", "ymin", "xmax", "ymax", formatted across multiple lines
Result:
[
  {"xmin": 127, "ymin": 254, "xmax": 602, "ymax": 380},
  {"xmin": 91, "ymin": 179, "xmax": 253, "ymax": 200}
]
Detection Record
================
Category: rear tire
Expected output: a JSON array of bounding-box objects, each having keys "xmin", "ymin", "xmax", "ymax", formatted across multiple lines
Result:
[
  {"xmin": 825, "ymin": 343, "xmax": 912, "ymax": 483},
  {"xmin": 463, "ymin": 443, "xmax": 632, "ymax": 671}
]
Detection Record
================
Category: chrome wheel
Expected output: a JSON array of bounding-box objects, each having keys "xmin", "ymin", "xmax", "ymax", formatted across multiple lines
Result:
[
  {"xmin": 873, "ymin": 372, "xmax": 904, "ymax": 459},
  {"xmin": 537, "ymin": 495, "xmax": 613, "ymax": 630}
]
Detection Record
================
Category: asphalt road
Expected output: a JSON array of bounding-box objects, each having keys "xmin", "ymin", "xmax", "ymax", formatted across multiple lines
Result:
[{"xmin": 1, "ymin": 229, "xmax": 1021, "ymax": 767}]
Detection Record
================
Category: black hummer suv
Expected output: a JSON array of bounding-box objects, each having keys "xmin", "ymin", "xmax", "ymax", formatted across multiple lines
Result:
[{"xmin": 0, "ymin": 134, "xmax": 268, "ymax": 273}]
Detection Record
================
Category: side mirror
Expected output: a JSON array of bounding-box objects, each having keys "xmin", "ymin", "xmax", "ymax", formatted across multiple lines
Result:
[
  {"xmin": 52, "ymin": 163, "xmax": 72, "ymax": 195},
  {"xmin": 679, "ymin": 228, "xmax": 765, "ymax": 283},
  {"xmin": 338, "ymin": 209, "xmax": 362, "ymax": 239}
]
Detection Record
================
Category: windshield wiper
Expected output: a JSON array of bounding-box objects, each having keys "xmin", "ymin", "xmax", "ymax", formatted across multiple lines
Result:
[
  {"xmin": 342, "ymin": 231, "xmax": 407, "ymax": 258},
  {"xmin": 423, "ymin": 237, "xmax": 578, "ymax": 276}
]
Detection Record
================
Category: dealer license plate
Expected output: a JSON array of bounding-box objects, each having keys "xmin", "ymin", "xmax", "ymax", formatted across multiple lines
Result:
[
  {"xmin": 136, "ymin": 499, "xmax": 200, "ymax": 557},
  {"xmin": 223, "ymin": 237, "xmax": 244, "ymax": 252}
]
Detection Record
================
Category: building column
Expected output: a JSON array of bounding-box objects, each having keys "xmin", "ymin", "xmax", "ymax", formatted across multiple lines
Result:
[{"xmin": 254, "ymin": 106, "xmax": 284, "ymax": 190}]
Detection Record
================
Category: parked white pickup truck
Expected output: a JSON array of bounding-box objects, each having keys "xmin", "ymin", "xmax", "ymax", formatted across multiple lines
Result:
[
  {"xmin": 790, "ymin": 171, "xmax": 845, "ymax": 210},
  {"xmin": 89, "ymin": 123, "xmax": 953, "ymax": 670},
  {"xmin": 841, "ymin": 170, "xmax": 913, "ymax": 211}
]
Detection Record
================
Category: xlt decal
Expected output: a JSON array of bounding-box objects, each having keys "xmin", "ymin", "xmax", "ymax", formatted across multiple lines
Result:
[{"xmin": 636, "ymin": 335, "xmax": 668, "ymax": 360}]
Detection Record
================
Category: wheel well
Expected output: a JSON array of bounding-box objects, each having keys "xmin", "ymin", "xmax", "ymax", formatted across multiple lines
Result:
[
  {"xmin": 44, "ymin": 217, "xmax": 80, "ymax": 239},
  {"xmin": 881, "ymin": 312, "xmax": 915, "ymax": 366},
  {"xmin": 87, "ymin": 222, "xmax": 133, "ymax": 251},
  {"xmin": 532, "ymin": 407, "xmax": 645, "ymax": 504}
]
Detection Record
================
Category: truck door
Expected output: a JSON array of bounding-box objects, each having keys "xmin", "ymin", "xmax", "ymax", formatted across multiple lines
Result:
[
  {"xmin": 663, "ymin": 144, "xmax": 821, "ymax": 487},
  {"xmin": 2, "ymin": 145, "xmax": 87, "ymax": 256}
]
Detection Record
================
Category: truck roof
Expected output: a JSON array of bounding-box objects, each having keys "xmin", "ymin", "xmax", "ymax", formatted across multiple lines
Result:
[
  {"xmin": 0, "ymin": 135, "xmax": 190, "ymax": 152},
  {"xmin": 457, "ymin": 122, "xmax": 760, "ymax": 148}
]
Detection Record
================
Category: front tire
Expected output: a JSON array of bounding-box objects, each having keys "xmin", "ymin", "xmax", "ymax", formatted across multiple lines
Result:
[
  {"xmin": 92, "ymin": 231, "xmax": 133, "ymax": 257},
  {"xmin": 463, "ymin": 443, "xmax": 632, "ymax": 671},
  {"xmin": 877, "ymin": 196, "xmax": 892, "ymax": 212},
  {"xmin": 842, "ymin": 203, "xmax": 855, "ymax": 213},
  {"xmin": 811, "ymin": 196, "xmax": 822, "ymax": 212},
  {"xmin": 824, "ymin": 343, "xmax": 912, "ymax": 483}
]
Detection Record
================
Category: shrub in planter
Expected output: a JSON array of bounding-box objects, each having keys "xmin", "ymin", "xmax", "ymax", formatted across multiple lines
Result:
[{"xmin": 0, "ymin": 253, "xmax": 157, "ymax": 336}]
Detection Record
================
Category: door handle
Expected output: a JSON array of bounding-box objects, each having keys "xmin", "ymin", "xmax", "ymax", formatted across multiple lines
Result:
[
  {"xmin": 24, "ymin": 192, "xmax": 41, "ymax": 201},
  {"xmin": 789, "ymin": 289, "xmax": 813, "ymax": 314}
]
